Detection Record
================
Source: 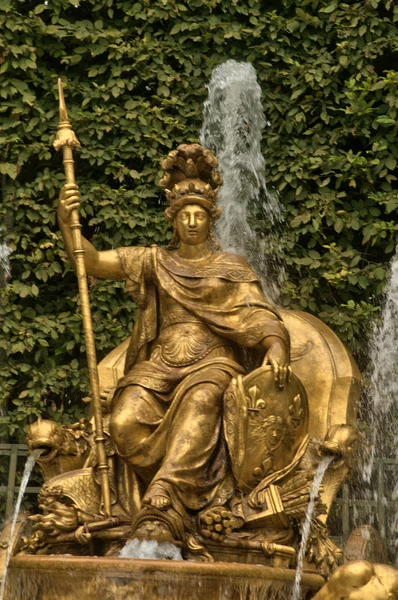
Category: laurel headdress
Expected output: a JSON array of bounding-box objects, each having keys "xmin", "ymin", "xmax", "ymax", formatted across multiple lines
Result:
[{"xmin": 159, "ymin": 143, "xmax": 223, "ymax": 223}]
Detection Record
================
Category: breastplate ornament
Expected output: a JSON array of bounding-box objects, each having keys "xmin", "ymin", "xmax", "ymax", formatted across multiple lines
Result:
[{"xmin": 157, "ymin": 324, "xmax": 225, "ymax": 367}]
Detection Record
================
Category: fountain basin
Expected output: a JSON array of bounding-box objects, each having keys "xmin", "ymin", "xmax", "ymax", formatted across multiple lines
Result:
[{"xmin": 5, "ymin": 555, "xmax": 325, "ymax": 599}]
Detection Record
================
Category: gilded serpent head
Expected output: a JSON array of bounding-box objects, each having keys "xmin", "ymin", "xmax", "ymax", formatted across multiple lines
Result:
[
  {"xmin": 26, "ymin": 418, "xmax": 65, "ymax": 463},
  {"xmin": 321, "ymin": 424, "xmax": 364, "ymax": 468}
]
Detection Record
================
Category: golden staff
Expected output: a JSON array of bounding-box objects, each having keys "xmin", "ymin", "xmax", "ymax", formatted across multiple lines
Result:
[{"xmin": 53, "ymin": 78, "xmax": 112, "ymax": 518}]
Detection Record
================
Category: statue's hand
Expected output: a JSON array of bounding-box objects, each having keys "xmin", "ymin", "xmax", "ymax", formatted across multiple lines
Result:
[
  {"xmin": 58, "ymin": 183, "xmax": 80, "ymax": 225},
  {"xmin": 262, "ymin": 337, "xmax": 291, "ymax": 389},
  {"xmin": 100, "ymin": 387, "xmax": 116, "ymax": 414}
]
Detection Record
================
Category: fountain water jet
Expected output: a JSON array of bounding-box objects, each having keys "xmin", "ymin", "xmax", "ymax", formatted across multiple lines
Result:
[
  {"xmin": 0, "ymin": 226, "xmax": 12, "ymax": 284},
  {"xmin": 367, "ymin": 255, "xmax": 398, "ymax": 474},
  {"xmin": 365, "ymin": 253, "xmax": 398, "ymax": 560},
  {"xmin": 0, "ymin": 449, "xmax": 42, "ymax": 600},
  {"xmin": 200, "ymin": 59, "xmax": 284, "ymax": 303},
  {"xmin": 291, "ymin": 455, "xmax": 334, "ymax": 600}
]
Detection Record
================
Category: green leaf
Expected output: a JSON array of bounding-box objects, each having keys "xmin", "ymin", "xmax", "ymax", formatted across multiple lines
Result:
[
  {"xmin": 358, "ymin": 276, "xmax": 369, "ymax": 289},
  {"xmin": 385, "ymin": 157, "xmax": 397, "ymax": 171},
  {"xmin": 157, "ymin": 85, "xmax": 170, "ymax": 97},
  {"xmin": 334, "ymin": 218, "xmax": 344, "ymax": 233},
  {"xmin": 319, "ymin": 3, "xmax": 338, "ymax": 13},
  {"xmin": 0, "ymin": 162, "xmax": 18, "ymax": 179}
]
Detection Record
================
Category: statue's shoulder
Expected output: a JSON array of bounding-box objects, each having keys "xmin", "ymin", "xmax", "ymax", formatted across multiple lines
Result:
[
  {"xmin": 117, "ymin": 245, "xmax": 150, "ymax": 258},
  {"xmin": 156, "ymin": 249, "xmax": 255, "ymax": 281},
  {"xmin": 212, "ymin": 251, "xmax": 251, "ymax": 269},
  {"xmin": 117, "ymin": 245, "xmax": 155, "ymax": 278},
  {"xmin": 157, "ymin": 248, "xmax": 249, "ymax": 267}
]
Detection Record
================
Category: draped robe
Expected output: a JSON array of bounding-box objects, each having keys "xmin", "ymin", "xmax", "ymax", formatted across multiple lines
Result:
[{"xmin": 110, "ymin": 246, "xmax": 290, "ymax": 518}]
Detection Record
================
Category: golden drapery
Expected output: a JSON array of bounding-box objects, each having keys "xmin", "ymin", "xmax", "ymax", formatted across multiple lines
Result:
[
  {"xmin": 117, "ymin": 247, "xmax": 289, "ymax": 372},
  {"xmin": 110, "ymin": 247, "xmax": 290, "ymax": 516}
]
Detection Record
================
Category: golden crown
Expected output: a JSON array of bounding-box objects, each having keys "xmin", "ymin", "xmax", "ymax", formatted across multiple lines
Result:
[{"xmin": 159, "ymin": 144, "xmax": 223, "ymax": 222}]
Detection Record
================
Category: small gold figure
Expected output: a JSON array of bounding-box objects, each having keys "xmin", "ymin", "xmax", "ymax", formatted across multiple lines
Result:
[{"xmin": 313, "ymin": 561, "xmax": 398, "ymax": 600}]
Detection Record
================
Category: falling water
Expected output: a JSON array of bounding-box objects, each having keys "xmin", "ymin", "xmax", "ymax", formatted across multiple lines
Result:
[
  {"xmin": 367, "ymin": 256, "xmax": 398, "ymax": 473},
  {"xmin": 0, "ymin": 449, "xmax": 42, "ymax": 600},
  {"xmin": 200, "ymin": 60, "xmax": 284, "ymax": 303},
  {"xmin": 365, "ymin": 254, "xmax": 398, "ymax": 558},
  {"xmin": 119, "ymin": 538, "xmax": 182, "ymax": 560},
  {"xmin": 291, "ymin": 455, "xmax": 333, "ymax": 600},
  {"xmin": 0, "ymin": 226, "xmax": 11, "ymax": 284}
]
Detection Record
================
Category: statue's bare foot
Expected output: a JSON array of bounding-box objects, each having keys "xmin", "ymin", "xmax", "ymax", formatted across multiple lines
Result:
[
  {"xmin": 143, "ymin": 484, "xmax": 171, "ymax": 511},
  {"xmin": 199, "ymin": 506, "xmax": 243, "ymax": 542}
]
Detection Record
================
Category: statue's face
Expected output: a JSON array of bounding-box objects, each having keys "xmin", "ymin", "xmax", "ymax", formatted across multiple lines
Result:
[
  {"xmin": 264, "ymin": 417, "xmax": 285, "ymax": 449},
  {"xmin": 176, "ymin": 204, "xmax": 210, "ymax": 245}
]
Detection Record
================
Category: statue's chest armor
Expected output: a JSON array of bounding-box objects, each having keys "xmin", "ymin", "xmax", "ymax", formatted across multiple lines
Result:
[
  {"xmin": 156, "ymin": 323, "xmax": 226, "ymax": 367},
  {"xmin": 156, "ymin": 294, "xmax": 231, "ymax": 366}
]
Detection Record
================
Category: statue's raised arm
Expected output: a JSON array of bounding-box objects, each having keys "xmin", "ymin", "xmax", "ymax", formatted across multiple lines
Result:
[{"xmin": 57, "ymin": 183, "xmax": 126, "ymax": 280}]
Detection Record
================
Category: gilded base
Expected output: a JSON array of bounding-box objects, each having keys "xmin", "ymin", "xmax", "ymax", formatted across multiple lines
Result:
[{"xmin": 5, "ymin": 555, "xmax": 325, "ymax": 600}]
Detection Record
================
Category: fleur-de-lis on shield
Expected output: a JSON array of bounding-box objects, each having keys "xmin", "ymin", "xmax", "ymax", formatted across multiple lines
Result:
[
  {"xmin": 287, "ymin": 394, "xmax": 304, "ymax": 428},
  {"xmin": 246, "ymin": 385, "xmax": 267, "ymax": 415}
]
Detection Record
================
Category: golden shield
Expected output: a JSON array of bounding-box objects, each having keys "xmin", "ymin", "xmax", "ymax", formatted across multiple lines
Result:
[{"xmin": 223, "ymin": 365, "xmax": 309, "ymax": 493}]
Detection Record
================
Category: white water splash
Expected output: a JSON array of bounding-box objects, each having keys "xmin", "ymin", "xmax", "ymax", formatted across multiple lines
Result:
[
  {"xmin": 0, "ymin": 227, "xmax": 12, "ymax": 282},
  {"xmin": 291, "ymin": 455, "xmax": 333, "ymax": 600},
  {"xmin": 366, "ymin": 256, "xmax": 398, "ymax": 476},
  {"xmin": 0, "ymin": 449, "xmax": 42, "ymax": 600},
  {"xmin": 119, "ymin": 538, "xmax": 182, "ymax": 561},
  {"xmin": 200, "ymin": 60, "xmax": 284, "ymax": 303},
  {"xmin": 364, "ymin": 255, "xmax": 398, "ymax": 560}
]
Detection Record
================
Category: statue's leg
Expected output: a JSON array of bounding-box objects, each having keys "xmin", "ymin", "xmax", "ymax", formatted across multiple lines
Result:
[
  {"xmin": 144, "ymin": 381, "xmax": 226, "ymax": 511},
  {"xmin": 109, "ymin": 385, "xmax": 165, "ymax": 459}
]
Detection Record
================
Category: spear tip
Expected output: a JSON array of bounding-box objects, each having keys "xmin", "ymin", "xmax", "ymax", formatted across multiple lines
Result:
[
  {"xmin": 53, "ymin": 77, "xmax": 80, "ymax": 152},
  {"xmin": 58, "ymin": 78, "xmax": 68, "ymax": 122}
]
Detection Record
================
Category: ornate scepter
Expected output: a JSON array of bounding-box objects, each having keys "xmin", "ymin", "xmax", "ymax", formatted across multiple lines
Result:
[{"xmin": 53, "ymin": 78, "xmax": 112, "ymax": 518}]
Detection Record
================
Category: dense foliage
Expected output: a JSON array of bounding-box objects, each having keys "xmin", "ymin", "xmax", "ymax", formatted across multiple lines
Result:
[{"xmin": 0, "ymin": 0, "xmax": 397, "ymax": 440}]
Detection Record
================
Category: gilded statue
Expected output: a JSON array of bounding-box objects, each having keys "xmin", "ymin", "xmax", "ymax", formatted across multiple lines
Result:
[
  {"xmin": 56, "ymin": 143, "xmax": 291, "ymax": 542},
  {"xmin": 2, "ymin": 79, "xmax": 393, "ymax": 600},
  {"xmin": 22, "ymin": 141, "xmax": 361, "ymax": 576}
]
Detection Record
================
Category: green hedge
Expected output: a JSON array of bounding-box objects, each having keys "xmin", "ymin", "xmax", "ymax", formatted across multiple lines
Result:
[{"xmin": 0, "ymin": 0, "xmax": 397, "ymax": 439}]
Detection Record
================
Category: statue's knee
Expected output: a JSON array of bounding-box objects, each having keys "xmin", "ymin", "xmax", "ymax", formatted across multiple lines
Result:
[
  {"xmin": 109, "ymin": 411, "xmax": 130, "ymax": 453},
  {"xmin": 190, "ymin": 385, "xmax": 222, "ymax": 412}
]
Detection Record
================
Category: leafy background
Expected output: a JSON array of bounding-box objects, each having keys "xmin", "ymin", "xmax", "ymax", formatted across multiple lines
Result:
[{"xmin": 0, "ymin": 0, "xmax": 397, "ymax": 441}]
